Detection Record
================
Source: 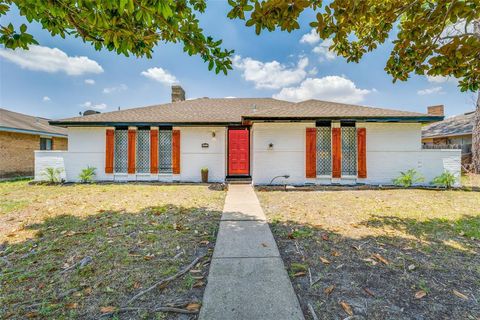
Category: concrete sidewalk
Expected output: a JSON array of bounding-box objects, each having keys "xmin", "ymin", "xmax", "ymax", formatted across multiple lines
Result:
[{"xmin": 199, "ymin": 185, "xmax": 304, "ymax": 320}]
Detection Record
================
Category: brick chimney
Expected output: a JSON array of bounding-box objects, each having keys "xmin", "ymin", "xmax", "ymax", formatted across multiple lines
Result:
[
  {"xmin": 171, "ymin": 85, "xmax": 185, "ymax": 102},
  {"xmin": 427, "ymin": 105, "xmax": 444, "ymax": 116}
]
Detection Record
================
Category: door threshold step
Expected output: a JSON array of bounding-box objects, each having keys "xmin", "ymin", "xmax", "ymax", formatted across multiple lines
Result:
[{"xmin": 226, "ymin": 177, "xmax": 252, "ymax": 184}]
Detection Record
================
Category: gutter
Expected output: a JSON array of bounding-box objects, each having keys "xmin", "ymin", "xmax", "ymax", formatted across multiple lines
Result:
[
  {"xmin": 48, "ymin": 121, "xmax": 244, "ymax": 127},
  {"xmin": 242, "ymin": 116, "xmax": 444, "ymax": 123},
  {"xmin": 0, "ymin": 126, "xmax": 67, "ymax": 138}
]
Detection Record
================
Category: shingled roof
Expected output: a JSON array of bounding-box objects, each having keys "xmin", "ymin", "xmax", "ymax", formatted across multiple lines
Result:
[
  {"xmin": 0, "ymin": 108, "xmax": 67, "ymax": 136},
  {"xmin": 422, "ymin": 111, "xmax": 474, "ymax": 138},
  {"xmin": 50, "ymin": 98, "xmax": 440, "ymax": 126}
]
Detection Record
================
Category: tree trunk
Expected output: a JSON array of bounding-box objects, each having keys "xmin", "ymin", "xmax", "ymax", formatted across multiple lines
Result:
[
  {"xmin": 473, "ymin": 20, "xmax": 480, "ymax": 173},
  {"xmin": 473, "ymin": 91, "xmax": 480, "ymax": 173}
]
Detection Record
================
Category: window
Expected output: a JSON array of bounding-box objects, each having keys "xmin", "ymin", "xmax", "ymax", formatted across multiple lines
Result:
[
  {"xmin": 341, "ymin": 126, "xmax": 357, "ymax": 176},
  {"xmin": 136, "ymin": 129, "xmax": 150, "ymax": 173},
  {"xmin": 114, "ymin": 129, "xmax": 128, "ymax": 173},
  {"xmin": 40, "ymin": 137, "xmax": 53, "ymax": 150},
  {"xmin": 316, "ymin": 126, "xmax": 332, "ymax": 175},
  {"xmin": 158, "ymin": 129, "xmax": 172, "ymax": 173}
]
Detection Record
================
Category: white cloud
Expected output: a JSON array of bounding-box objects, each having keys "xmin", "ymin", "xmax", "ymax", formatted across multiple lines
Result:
[
  {"xmin": 80, "ymin": 101, "xmax": 107, "ymax": 110},
  {"xmin": 312, "ymin": 39, "xmax": 336, "ymax": 61},
  {"xmin": 300, "ymin": 29, "xmax": 320, "ymax": 45},
  {"xmin": 426, "ymin": 75, "xmax": 457, "ymax": 84},
  {"xmin": 417, "ymin": 86, "xmax": 444, "ymax": 95},
  {"xmin": 308, "ymin": 67, "xmax": 318, "ymax": 75},
  {"xmin": 233, "ymin": 55, "xmax": 309, "ymax": 89},
  {"xmin": 103, "ymin": 84, "xmax": 127, "ymax": 94},
  {"xmin": 84, "ymin": 79, "xmax": 95, "ymax": 85},
  {"xmin": 273, "ymin": 76, "xmax": 372, "ymax": 103},
  {"xmin": 42, "ymin": 96, "xmax": 51, "ymax": 102},
  {"xmin": 0, "ymin": 45, "xmax": 103, "ymax": 75},
  {"xmin": 141, "ymin": 67, "xmax": 178, "ymax": 86}
]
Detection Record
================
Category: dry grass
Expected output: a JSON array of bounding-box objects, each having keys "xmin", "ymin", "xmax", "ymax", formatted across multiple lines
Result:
[
  {"xmin": 257, "ymin": 189, "xmax": 480, "ymax": 319},
  {"xmin": 0, "ymin": 180, "xmax": 225, "ymax": 319},
  {"xmin": 462, "ymin": 173, "xmax": 480, "ymax": 189}
]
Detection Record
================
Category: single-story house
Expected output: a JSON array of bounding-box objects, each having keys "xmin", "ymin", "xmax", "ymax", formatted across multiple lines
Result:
[
  {"xmin": 35, "ymin": 86, "xmax": 461, "ymax": 186},
  {"xmin": 1, "ymin": 108, "xmax": 68, "ymax": 178},
  {"xmin": 422, "ymin": 105, "xmax": 474, "ymax": 167}
]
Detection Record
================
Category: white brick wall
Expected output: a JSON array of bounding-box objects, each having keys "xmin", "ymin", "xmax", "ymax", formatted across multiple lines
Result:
[
  {"xmin": 252, "ymin": 122, "xmax": 313, "ymax": 185},
  {"xmin": 35, "ymin": 123, "xmax": 461, "ymax": 186},
  {"xmin": 251, "ymin": 122, "xmax": 461, "ymax": 186},
  {"xmin": 176, "ymin": 127, "xmax": 226, "ymax": 182}
]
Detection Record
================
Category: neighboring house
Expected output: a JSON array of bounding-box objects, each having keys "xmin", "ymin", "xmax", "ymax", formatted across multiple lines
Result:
[
  {"xmin": 35, "ymin": 86, "xmax": 461, "ymax": 185},
  {"xmin": 0, "ymin": 108, "xmax": 68, "ymax": 178},
  {"xmin": 422, "ymin": 105, "xmax": 474, "ymax": 167}
]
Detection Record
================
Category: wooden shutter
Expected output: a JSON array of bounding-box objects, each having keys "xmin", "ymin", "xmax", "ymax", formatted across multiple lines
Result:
[
  {"xmin": 172, "ymin": 129, "xmax": 180, "ymax": 174},
  {"xmin": 357, "ymin": 128, "xmax": 367, "ymax": 178},
  {"xmin": 128, "ymin": 129, "xmax": 136, "ymax": 174},
  {"xmin": 332, "ymin": 128, "xmax": 341, "ymax": 178},
  {"xmin": 305, "ymin": 128, "xmax": 317, "ymax": 178},
  {"xmin": 150, "ymin": 129, "xmax": 158, "ymax": 174},
  {"xmin": 105, "ymin": 129, "xmax": 115, "ymax": 173}
]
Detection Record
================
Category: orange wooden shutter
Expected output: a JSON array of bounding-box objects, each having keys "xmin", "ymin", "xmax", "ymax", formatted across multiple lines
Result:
[
  {"xmin": 128, "ymin": 129, "xmax": 136, "ymax": 174},
  {"xmin": 357, "ymin": 128, "xmax": 367, "ymax": 178},
  {"xmin": 332, "ymin": 128, "xmax": 341, "ymax": 178},
  {"xmin": 172, "ymin": 129, "xmax": 180, "ymax": 174},
  {"xmin": 150, "ymin": 129, "xmax": 159, "ymax": 174},
  {"xmin": 305, "ymin": 128, "xmax": 317, "ymax": 178},
  {"xmin": 105, "ymin": 129, "xmax": 115, "ymax": 173}
]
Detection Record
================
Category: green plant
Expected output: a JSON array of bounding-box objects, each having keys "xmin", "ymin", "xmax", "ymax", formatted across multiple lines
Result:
[
  {"xmin": 393, "ymin": 169, "xmax": 424, "ymax": 187},
  {"xmin": 201, "ymin": 167, "xmax": 209, "ymax": 173},
  {"xmin": 78, "ymin": 166, "xmax": 96, "ymax": 183},
  {"xmin": 431, "ymin": 171, "xmax": 456, "ymax": 189},
  {"xmin": 43, "ymin": 167, "xmax": 63, "ymax": 183}
]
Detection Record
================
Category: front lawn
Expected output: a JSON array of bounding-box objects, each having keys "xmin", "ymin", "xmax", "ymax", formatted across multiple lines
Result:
[
  {"xmin": 0, "ymin": 180, "xmax": 225, "ymax": 319},
  {"xmin": 257, "ymin": 189, "xmax": 480, "ymax": 320}
]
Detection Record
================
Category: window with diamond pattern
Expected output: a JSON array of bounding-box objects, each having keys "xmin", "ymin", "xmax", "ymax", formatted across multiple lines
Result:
[
  {"xmin": 136, "ymin": 129, "xmax": 150, "ymax": 173},
  {"xmin": 114, "ymin": 129, "xmax": 128, "ymax": 173},
  {"xmin": 341, "ymin": 125, "xmax": 357, "ymax": 176},
  {"xmin": 158, "ymin": 129, "xmax": 173, "ymax": 173}
]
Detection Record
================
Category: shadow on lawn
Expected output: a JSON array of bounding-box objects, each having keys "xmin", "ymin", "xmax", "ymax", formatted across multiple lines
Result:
[
  {"xmin": 0, "ymin": 204, "xmax": 223, "ymax": 320},
  {"xmin": 270, "ymin": 216, "xmax": 480, "ymax": 320}
]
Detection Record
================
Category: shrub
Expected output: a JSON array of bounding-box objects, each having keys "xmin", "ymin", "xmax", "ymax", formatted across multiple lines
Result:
[
  {"xmin": 431, "ymin": 171, "xmax": 456, "ymax": 189},
  {"xmin": 201, "ymin": 167, "xmax": 208, "ymax": 173},
  {"xmin": 393, "ymin": 169, "xmax": 424, "ymax": 187},
  {"xmin": 43, "ymin": 167, "xmax": 63, "ymax": 183},
  {"xmin": 78, "ymin": 166, "xmax": 96, "ymax": 183}
]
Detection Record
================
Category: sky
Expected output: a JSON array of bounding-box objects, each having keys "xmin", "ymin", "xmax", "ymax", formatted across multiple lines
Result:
[{"xmin": 0, "ymin": 2, "xmax": 476, "ymax": 120}]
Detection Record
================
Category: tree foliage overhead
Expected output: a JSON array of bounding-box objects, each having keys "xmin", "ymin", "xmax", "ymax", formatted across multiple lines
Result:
[
  {"xmin": 228, "ymin": 0, "xmax": 479, "ymax": 92},
  {"xmin": 0, "ymin": 0, "xmax": 479, "ymax": 90},
  {"xmin": 0, "ymin": 0, "xmax": 233, "ymax": 74}
]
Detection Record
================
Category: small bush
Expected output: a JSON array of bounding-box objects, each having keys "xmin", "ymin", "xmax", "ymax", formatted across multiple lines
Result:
[
  {"xmin": 78, "ymin": 166, "xmax": 96, "ymax": 183},
  {"xmin": 43, "ymin": 167, "xmax": 63, "ymax": 183},
  {"xmin": 393, "ymin": 169, "xmax": 424, "ymax": 187},
  {"xmin": 431, "ymin": 171, "xmax": 456, "ymax": 189},
  {"xmin": 201, "ymin": 167, "xmax": 208, "ymax": 173}
]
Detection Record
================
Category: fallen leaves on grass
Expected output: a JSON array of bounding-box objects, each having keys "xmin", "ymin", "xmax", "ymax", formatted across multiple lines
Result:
[
  {"xmin": 452, "ymin": 289, "xmax": 469, "ymax": 300},
  {"xmin": 415, "ymin": 290, "xmax": 427, "ymax": 299},
  {"xmin": 294, "ymin": 271, "xmax": 306, "ymax": 277},
  {"xmin": 66, "ymin": 302, "xmax": 78, "ymax": 309},
  {"xmin": 321, "ymin": 233, "xmax": 329, "ymax": 241},
  {"xmin": 100, "ymin": 306, "xmax": 117, "ymax": 313},
  {"xmin": 372, "ymin": 253, "xmax": 389, "ymax": 265},
  {"xmin": 331, "ymin": 250, "xmax": 341, "ymax": 257},
  {"xmin": 186, "ymin": 303, "xmax": 201, "ymax": 312},
  {"xmin": 324, "ymin": 285, "xmax": 335, "ymax": 295},
  {"xmin": 319, "ymin": 257, "xmax": 331, "ymax": 264},
  {"xmin": 364, "ymin": 287, "xmax": 376, "ymax": 297},
  {"xmin": 340, "ymin": 301, "xmax": 353, "ymax": 316}
]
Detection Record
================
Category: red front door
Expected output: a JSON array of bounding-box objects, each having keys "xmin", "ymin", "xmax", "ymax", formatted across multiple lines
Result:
[{"xmin": 228, "ymin": 128, "xmax": 249, "ymax": 175}]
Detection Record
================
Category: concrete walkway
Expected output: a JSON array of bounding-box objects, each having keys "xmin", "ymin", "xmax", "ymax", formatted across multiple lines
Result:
[{"xmin": 199, "ymin": 185, "xmax": 304, "ymax": 320}]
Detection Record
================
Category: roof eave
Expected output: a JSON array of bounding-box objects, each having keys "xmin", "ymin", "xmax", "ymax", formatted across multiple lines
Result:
[
  {"xmin": 242, "ymin": 116, "xmax": 444, "ymax": 123},
  {"xmin": 0, "ymin": 126, "xmax": 67, "ymax": 137},
  {"xmin": 49, "ymin": 121, "xmax": 243, "ymax": 127}
]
